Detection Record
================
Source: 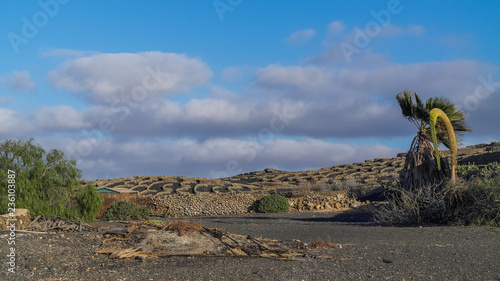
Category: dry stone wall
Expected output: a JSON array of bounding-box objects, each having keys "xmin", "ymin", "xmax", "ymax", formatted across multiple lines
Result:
[
  {"xmin": 137, "ymin": 191, "xmax": 359, "ymax": 217},
  {"xmin": 288, "ymin": 191, "xmax": 360, "ymax": 211},
  {"xmin": 137, "ymin": 193, "xmax": 259, "ymax": 217}
]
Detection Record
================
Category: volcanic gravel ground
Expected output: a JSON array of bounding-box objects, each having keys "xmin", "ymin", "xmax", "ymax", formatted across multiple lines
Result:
[{"xmin": 1, "ymin": 210, "xmax": 499, "ymax": 281}]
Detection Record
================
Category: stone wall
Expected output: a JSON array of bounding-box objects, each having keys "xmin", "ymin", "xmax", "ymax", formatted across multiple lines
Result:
[
  {"xmin": 288, "ymin": 192, "xmax": 360, "ymax": 211},
  {"xmin": 136, "ymin": 191, "xmax": 360, "ymax": 217},
  {"xmin": 137, "ymin": 193, "xmax": 260, "ymax": 217}
]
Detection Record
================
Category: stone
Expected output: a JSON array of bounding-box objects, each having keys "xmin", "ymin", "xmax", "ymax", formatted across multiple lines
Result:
[
  {"xmin": 0, "ymin": 209, "xmax": 31, "ymax": 231},
  {"xmin": 349, "ymin": 202, "xmax": 361, "ymax": 208}
]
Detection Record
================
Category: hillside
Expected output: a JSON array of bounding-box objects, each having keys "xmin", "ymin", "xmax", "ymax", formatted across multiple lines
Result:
[{"xmin": 82, "ymin": 142, "xmax": 500, "ymax": 196}]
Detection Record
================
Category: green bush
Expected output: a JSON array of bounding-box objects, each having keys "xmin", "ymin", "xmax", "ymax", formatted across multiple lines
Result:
[
  {"xmin": 456, "ymin": 162, "xmax": 500, "ymax": 181},
  {"xmin": 257, "ymin": 194, "xmax": 290, "ymax": 213},
  {"xmin": 456, "ymin": 163, "xmax": 481, "ymax": 181},
  {"xmin": 0, "ymin": 139, "xmax": 103, "ymax": 221},
  {"xmin": 101, "ymin": 201, "xmax": 150, "ymax": 221}
]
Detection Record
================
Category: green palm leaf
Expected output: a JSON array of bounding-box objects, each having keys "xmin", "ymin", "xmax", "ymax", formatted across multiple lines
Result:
[{"xmin": 396, "ymin": 90, "xmax": 471, "ymax": 149}]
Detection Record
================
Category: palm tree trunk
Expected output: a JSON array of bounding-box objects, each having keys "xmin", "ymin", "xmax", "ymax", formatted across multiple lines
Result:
[{"xmin": 399, "ymin": 132, "xmax": 451, "ymax": 190}]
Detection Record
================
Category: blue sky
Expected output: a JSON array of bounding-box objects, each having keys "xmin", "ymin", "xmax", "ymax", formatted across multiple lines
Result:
[{"xmin": 1, "ymin": 0, "xmax": 499, "ymax": 180}]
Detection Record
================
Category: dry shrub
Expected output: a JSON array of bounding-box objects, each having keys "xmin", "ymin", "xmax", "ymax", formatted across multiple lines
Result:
[
  {"xmin": 373, "ymin": 174, "xmax": 500, "ymax": 226},
  {"xmin": 372, "ymin": 184, "xmax": 446, "ymax": 225},
  {"xmin": 331, "ymin": 179, "xmax": 372, "ymax": 199},
  {"xmin": 167, "ymin": 221, "xmax": 206, "ymax": 236},
  {"xmin": 445, "ymin": 178, "xmax": 500, "ymax": 226},
  {"xmin": 295, "ymin": 181, "xmax": 330, "ymax": 195}
]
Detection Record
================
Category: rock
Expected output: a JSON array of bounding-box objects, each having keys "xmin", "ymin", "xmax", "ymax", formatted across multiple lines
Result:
[
  {"xmin": 349, "ymin": 202, "xmax": 361, "ymax": 208},
  {"xmin": 0, "ymin": 209, "xmax": 30, "ymax": 231}
]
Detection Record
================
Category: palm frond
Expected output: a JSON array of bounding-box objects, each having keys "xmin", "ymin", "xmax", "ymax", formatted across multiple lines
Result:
[
  {"xmin": 396, "ymin": 91, "xmax": 414, "ymax": 118},
  {"xmin": 396, "ymin": 90, "xmax": 426, "ymax": 129}
]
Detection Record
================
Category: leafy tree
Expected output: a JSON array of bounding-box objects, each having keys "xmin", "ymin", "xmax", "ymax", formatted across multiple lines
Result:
[
  {"xmin": 0, "ymin": 139, "xmax": 103, "ymax": 221},
  {"xmin": 396, "ymin": 91, "xmax": 470, "ymax": 189}
]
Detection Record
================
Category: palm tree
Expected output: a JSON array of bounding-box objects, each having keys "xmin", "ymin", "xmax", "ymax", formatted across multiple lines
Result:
[{"xmin": 396, "ymin": 90, "xmax": 470, "ymax": 190}]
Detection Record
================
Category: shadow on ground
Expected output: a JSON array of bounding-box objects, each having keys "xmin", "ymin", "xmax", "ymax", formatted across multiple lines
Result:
[{"xmin": 290, "ymin": 207, "xmax": 376, "ymax": 223}]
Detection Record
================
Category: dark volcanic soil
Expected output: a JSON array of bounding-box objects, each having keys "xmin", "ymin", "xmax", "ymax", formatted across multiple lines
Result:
[{"xmin": 1, "ymin": 210, "xmax": 500, "ymax": 281}]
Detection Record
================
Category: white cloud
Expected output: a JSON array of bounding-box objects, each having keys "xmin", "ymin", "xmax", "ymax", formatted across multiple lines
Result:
[
  {"xmin": 0, "ymin": 108, "xmax": 33, "ymax": 136},
  {"xmin": 0, "ymin": 71, "xmax": 36, "ymax": 93},
  {"xmin": 49, "ymin": 51, "xmax": 213, "ymax": 104},
  {"xmin": 86, "ymin": 97, "xmax": 276, "ymax": 138},
  {"xmin": 0, "ymin": 105, "xmax": 90, "ymax": 136},
  {"xmin": 255, "ymin": 60, "xmax": 496, "ymax": 102},
  {"xmin": 286, "ymin": 29, "xmax": 316, "ymax": 43},
  {"xmin": 184, "ymin": 99, "xmax": 252, "ymax": 123},
  {"xmin": 74, "ymin": 58, "xmax": 497, "ymax": 141},
  {"xmin": 253, "ymin": 59, "xmax": 499, "ymax": 139},
  {"xmin": 255, "ymin": 64, "xmax": 335, "ymax": 95},
  {"xmin": 52, "ymin": 136, "xmax": 401, "ymax": 179},
  {"xmin": 34, "ymin": 106, "xmax": 90, "ymax": 130},
  {"xmin": 328, "ymin": 21, "xmax": 345, "ymax": 34}
]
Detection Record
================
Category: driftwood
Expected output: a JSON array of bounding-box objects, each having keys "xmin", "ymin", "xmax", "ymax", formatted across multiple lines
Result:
[
  {"xmin": 25, "ymin": 215, "xmax": 96, "ymax": 232},
  {"xmin": 12, "ymin": 230, "xmax": 48, "ymax": 234},
  {"xmin": 96, "ymin": 220, "xmax": 342, "ymax": 261}
]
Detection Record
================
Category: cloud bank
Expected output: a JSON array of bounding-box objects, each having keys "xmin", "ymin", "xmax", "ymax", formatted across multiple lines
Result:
[
  {"xmin": 3, "ymin": 22, "xmax": 498, "ymax": 180},
  {"xmin": 49, "ymin": 51, "xmax": 212, "ymax": 104}
]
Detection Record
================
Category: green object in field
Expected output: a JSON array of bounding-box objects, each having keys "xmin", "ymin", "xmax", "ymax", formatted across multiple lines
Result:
[
  {"xmin": 429, "ymin": 108, "xmax": 457, "ymax": 182},
  {"xmin": 257, "ymin": 194, "xmax": 290, "ymax": 213}
]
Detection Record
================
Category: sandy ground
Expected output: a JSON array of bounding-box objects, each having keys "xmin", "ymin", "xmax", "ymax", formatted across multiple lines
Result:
[{"xmin": 1, "ymin": 210, "xmax": 499, "ymax": 281}]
